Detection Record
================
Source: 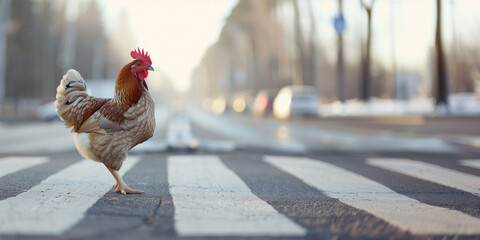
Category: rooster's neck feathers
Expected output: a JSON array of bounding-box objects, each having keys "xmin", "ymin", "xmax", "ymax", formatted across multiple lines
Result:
[{"xmin": 114, "ymin": 61, "xmax": 145, "ymax": 109}]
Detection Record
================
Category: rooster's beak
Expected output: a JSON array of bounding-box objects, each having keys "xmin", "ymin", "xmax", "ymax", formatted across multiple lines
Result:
[{"xmin": 146, "ymin": 66, "xmax": 154, "ymax": 71}]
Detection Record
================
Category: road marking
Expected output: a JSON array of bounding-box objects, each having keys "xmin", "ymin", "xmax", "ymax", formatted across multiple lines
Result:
[
  {"xmin": 265, "ymin": 156, "xmax": 480, "ymax": 235},
  {"xmin": 367, "ymin": 158, "xmax": 480, "ymax": 197},
  {"xmin": 0, "ymin": 122, "xmax": 76, "ymax": 154},
  {"xmin": 0, "ymin": 157, "xmax": 141, "ymax": 235},
  {"xmin": 0, "ymin": 157, "xmax": 49, "ymax": 178},
  {"xmin": 458, "ymin": 137, "xmax": 480, "ymax": 148},
  {"xmin": 460, "ymin": 159, "xmax": 480, "ymax": 169},
  {"xmin": 168, "ymin": 155, "xmax": 306, "ymax": 236},
  {"xmin": 0, "ymin": 134, "xmax": 75, "ymax": 153},
  {"xmin": 375, "ymin": 116, "xmax": 425, "ymax": 125},
  {"xmin": 188, "ymin": 109, "xmax": 306, "ymax": 153}
]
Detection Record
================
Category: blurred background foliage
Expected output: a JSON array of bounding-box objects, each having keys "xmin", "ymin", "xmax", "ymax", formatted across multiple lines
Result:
[
  {"xmin": 191, "ymin": 0, "xmax": 480, "ymax": 105},
  {"xmin": 0, "ymin": 0, "xmax": 136, "ymax": 118}
]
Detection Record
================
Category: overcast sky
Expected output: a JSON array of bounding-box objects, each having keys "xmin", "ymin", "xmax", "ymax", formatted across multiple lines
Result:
[{"xmin": 99, "ymin": 0, "xmax": 238, "ymax": 93}]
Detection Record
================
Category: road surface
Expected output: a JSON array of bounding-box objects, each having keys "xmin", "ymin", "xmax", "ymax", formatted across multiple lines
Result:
[{"xmin": 0, "ymin": 107, "xmax": 479, "ymax": 239}]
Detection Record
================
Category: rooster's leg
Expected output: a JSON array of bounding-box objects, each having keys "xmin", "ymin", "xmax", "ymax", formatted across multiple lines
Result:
[{"xmin": 106, "ymin": 166, "xmax": 144, "ymax": 195}]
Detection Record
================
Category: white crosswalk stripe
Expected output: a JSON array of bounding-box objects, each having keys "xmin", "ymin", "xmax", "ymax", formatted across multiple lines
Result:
[
  {"xmin": 2, "ymin": 154, "xmax": 480, "ymax": 237},
  {"xmin": 188, "ymin": 109, "xmax": 307, "ymax": 153},
  {"xmin": 0, "ymin": 157, "xmax": 48, "ymax": 178},
  {"xmin": 0, "ymin": 134, "xmax": 75, "ymax": 153},
  {"xmin": 168, "ymin": 155, "xmax": 306, "ymax": 236},
  {"xmin": 460, "ymin": 159, "xmax": 480, "ymax": 169},
  {"xmin": 367, "ymin": 158, "xmax": 480, "ymax": 197},
  {"xmin": 0, "ymin": 157, "xmax": 141, "ymax": 235},
  {"xmin": 265, "ymin": 156, "xmax": 480, "ymax": 235},
  {"xmin": 0, "ymin": 122, "xmax": 75, "ymax": 154}
]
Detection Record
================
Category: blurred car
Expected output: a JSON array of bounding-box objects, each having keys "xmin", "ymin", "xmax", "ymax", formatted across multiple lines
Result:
[
  {"xmin": 36, "ymin": 99, "xmax": 59, "ymax": 121},
  {"xmin": 252, "ymin": 89, "xmax": 278, "ymax": 117},
  {"xmin": 36, "ymin": 79, "xmax": 115, "ymax": 121},
  {"xmin": 273, "ymin": 85, "xmax": 320, "ymax": 119}
]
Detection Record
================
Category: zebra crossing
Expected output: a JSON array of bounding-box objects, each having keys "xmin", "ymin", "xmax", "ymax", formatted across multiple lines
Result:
[
  {"xmin": 1, "ymin": 155, "xmax": 480, "ymax": 237},
  {"xmin": 367, "ymin": 158, "xmax": 480, "ymax": 197},
  {"xmin": 168, "ymin": 155, "xmax": 306, "ymax": 236},
  {"xmin": 266, "ymin": 156, "xmax": 480, "ymax": 235},
  {"xmin": 0, "ymin": 157, "xmax": 141, "ymax": 235},
  {"xmin": 0, "ymin": 157, "xmax": 48, "ymax": 178}
]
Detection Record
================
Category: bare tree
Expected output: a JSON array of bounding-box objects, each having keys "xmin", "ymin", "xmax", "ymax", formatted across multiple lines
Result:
[
  {"xmin": 360, "ymin": 0, "xmax": 375, "ymax": 101},
  {"xmin": 292, "ymin": 0, "xmax": 315, "ymax": 87},
  {"xmin": 0, "ymin": 0, "xmax": 11, "ymax": 114},
  {"xmin": 292, "ymin": 0, "xmax": 305, "ymax": 86},
  {"xmin": 306, "ymin": 0, "xmax": 317, "ymax": 88},
  {"xmin": 435, "ymin": 0, "xmax": 449, "ymax": 111}
]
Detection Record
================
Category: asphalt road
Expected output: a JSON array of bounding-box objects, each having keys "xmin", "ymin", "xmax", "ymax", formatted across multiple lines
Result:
[{"xmin": 0, "ymin": 108, "xmax": 479, "ymax": 239}]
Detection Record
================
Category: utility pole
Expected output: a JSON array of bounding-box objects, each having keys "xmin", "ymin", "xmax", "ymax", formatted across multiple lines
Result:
[
  {"xmin": 435, "ymin": 0, "xmax": 449, "ymax": 113},
  {"xmin": 336, "ymin": 0, "xmax": 345, "ymax": 102}
]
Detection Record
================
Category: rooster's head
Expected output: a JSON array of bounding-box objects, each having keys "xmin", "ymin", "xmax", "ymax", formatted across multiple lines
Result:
[{"xmin": 130, "ymin": 48, "xmax": 154, "ymax": 81}]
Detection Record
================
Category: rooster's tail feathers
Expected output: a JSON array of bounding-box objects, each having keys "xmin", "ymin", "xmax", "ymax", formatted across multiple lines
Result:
[
  {"xmin": 55, "ymin": 69, "xmax": 89, "ymax": 129},
  {"xmin": 57, "ymin": 69, "xmax": 86, "ymax": 94}
]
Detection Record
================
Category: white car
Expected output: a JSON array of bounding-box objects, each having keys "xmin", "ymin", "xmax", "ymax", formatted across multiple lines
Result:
[{"xmin": 273, "ymin": 85, "xmax": 320, "ymax": 119}]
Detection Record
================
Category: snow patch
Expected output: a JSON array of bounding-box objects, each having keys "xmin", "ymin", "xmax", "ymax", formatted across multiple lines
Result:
[{"xmin": 321, "ymin": 93, "xmax": 480, "ymax": 116}]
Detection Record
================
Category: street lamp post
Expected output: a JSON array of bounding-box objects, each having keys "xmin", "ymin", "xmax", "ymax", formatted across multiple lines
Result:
[{"xmin": 336, "ymin": 0, "xmax": 345, "ymax": 103}]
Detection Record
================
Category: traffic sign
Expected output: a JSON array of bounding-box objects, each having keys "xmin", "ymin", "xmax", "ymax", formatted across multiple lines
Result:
[{"xmin": 334, "ymin": 14, "xmax": 345, "ymax": 33}]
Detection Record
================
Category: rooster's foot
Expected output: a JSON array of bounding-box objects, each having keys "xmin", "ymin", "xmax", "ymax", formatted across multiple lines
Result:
[
  {"xmin": 106, "ymin": 166, "xmax": 144, "ymax": 195},
  {"xmin": 114, "ymin": 184, "xmax": 144, "ymax": 195}
]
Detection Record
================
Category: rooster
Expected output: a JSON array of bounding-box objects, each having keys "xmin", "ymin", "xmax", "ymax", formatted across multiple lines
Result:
[{"xmin": 55, "ymin": 48, "xmax": 155, "ymax": 194}]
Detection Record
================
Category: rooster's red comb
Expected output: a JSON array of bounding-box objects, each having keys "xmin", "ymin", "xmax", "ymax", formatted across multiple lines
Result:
[{"xmin": 130, "ymin": 48, "xmax": 152, "ymax": 66}]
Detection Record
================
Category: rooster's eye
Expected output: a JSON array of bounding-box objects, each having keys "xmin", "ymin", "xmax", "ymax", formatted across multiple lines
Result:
[{"xmin": 136, "ymin": 63, "xmax": 141, "ymax": 66}]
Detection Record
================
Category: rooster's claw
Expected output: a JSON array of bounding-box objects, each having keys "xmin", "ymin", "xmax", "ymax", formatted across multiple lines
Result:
[{"xmin": 114, "ymin": 185, "xmax": 144, "ymax": 195}]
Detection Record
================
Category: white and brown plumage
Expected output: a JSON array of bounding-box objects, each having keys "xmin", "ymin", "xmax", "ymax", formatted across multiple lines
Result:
[{"xmin": 55, "ymin": 48, "xmax": 155, "ymax": 194}]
